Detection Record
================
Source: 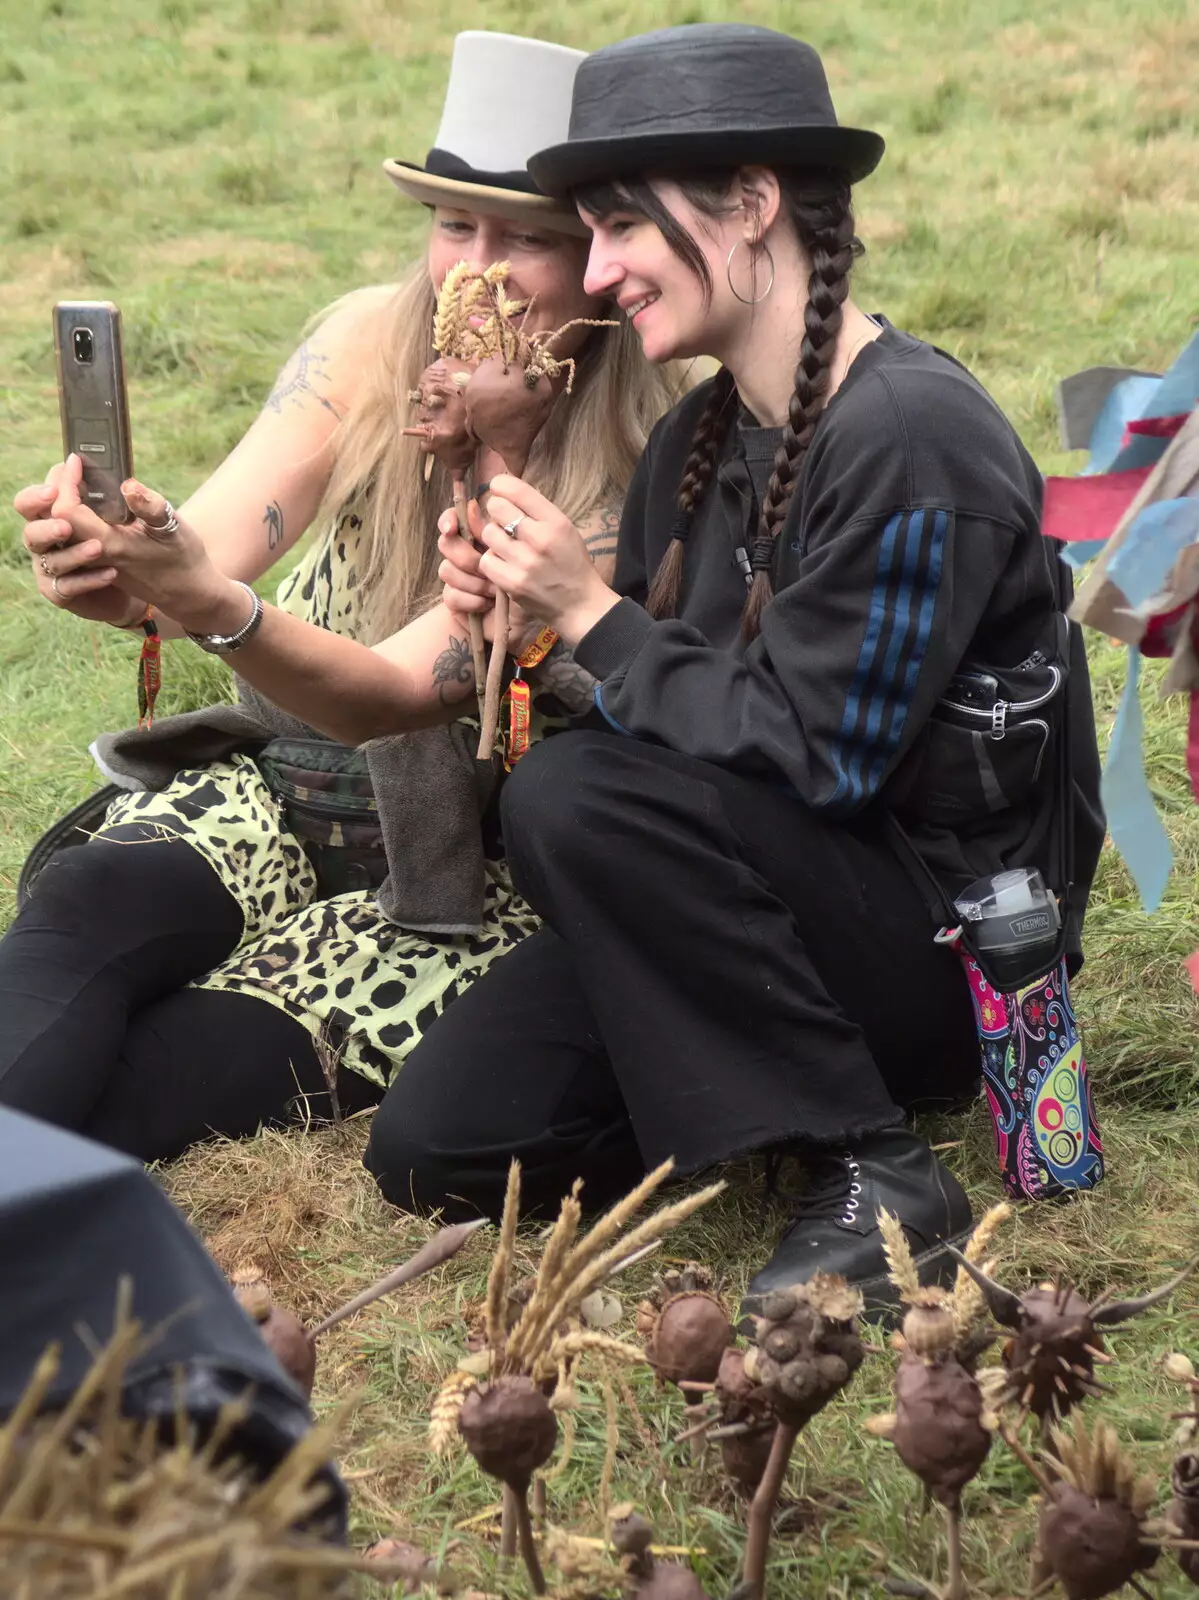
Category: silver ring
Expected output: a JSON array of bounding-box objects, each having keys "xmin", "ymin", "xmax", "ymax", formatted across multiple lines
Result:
[
  {"xmin": 501, "ymin": 515, "xmax": 526, "ymax": 536},
  {"xmin": 145, "ymin": 499, "xmax": 180, "ymax": 536},
  {"xmin": 51, "ymin": 575, "xmax": 64, "ymax": 598}
]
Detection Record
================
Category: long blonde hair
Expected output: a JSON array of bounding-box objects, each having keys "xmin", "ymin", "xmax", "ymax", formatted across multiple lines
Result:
[{"xmin": 313, "ymin": 262, "xmax": 685, "ymax": 645}]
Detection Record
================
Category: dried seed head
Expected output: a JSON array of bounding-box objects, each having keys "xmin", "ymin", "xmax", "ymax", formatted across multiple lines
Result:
[
  {"xmin": 1041, "ymin": 1483, "xmax": 1158, "ymax": 1600},
  {"xmin": 1164, "ymin": 1352, "xmax": 1197, "ymax": 1384},
  {"xmin": 639, "ymin": 1286, "xmax": 731, "ymax": 1388},
  {"xmin": 1039, "ymin": 1418, "xmax": 1161, "ymax": 1595},
  {"xmin": 741, "ymin": 1276, "xmax": 864, "ymax": 1429},
  {"xmin": 458, "ymin": 1375, "xmax": 558, "ymax": 1491},
  {"xmin": 900, "ymin": 1300, "xmax": 957, "ymax": 1359},
  {"xmin": 230, "ymin": 1265, "xmax": 315, "ymax": 1397},
  {"xmin": 890, "ymin": 1350, "xmax": 991, "ymax": 1507},
  {"xmin": 429, "ymin": 1370, "xmax": 477, "ymax": 1456},
  {"xmin": 1003, "ymin": 1285, "xmax": 1104, "ymax": 1425},
  {"xmin": 608, "ymin": 1503, "xmax": 655, "ymax": 1564}
]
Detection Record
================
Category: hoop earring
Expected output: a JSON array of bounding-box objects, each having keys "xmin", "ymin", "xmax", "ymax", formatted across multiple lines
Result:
[{"xmin": 726, "ymin": 238, "xmax": 776, "ymax": 306}]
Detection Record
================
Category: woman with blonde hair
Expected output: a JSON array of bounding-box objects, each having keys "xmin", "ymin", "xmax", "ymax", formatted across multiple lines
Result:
[{"xmin": 4, "ymin": 31, "xmax": 681, "ymax": 1160}]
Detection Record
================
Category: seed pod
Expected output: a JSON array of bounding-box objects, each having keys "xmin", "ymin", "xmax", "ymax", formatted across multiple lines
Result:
[
  {"xmin": 608, "ymin": 1504, "xmax": 711, "ymax": 1600},
  {"xmin": 458, "ymin": 1375, "xmax": 558, "ymax": 1492},
  {"xmin": 1036, "ymin": 1418, "xmax": 1159, "ymax": 1600},
  {"xmin": 1170, "ymin": 1452, "xmax": 1199, "ymax": 1584},
  {"xmin": 230, "ymin": 1264, "xmax": 315, "ymax": 1398},
  {"xmin": 740, "ymin": 1274, "xmax": 864, "ymax": 1430},
  {"xmin": 637, "ymin": 1265, "xmax": 732, "ymax": 1388},
  {"xmin": 949, "ymin": 1250, "xmax": 1199, "ymax": 1430}
]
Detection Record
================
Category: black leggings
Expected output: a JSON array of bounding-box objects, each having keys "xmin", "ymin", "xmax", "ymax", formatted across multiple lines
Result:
[{"xmin": 0, "ymin": 834, "xmax": 377, "ymax": 1161}]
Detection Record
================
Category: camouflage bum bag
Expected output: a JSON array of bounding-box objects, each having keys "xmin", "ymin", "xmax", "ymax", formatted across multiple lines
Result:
[{"xmin": 254, "ymin": 737, "xmax": 387, "ymax": 898}]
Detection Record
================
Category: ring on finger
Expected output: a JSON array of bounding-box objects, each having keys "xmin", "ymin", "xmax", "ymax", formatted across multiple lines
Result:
[
  {"xmin": 39, "ymin": 556, "xmax": 53, "ymax": 576},
  {"xmin": 144, "ymin": 499, "xmax": 180, "ymax": 536},
  {"xmin": 501, "ymin": 515, "xmax": 526, "ymax": 536},
  {"xmin": 51, "ymin": 575, "xmax": 64, "ymax": 599}
]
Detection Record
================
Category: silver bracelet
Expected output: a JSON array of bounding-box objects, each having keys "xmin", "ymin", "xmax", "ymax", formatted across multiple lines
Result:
[{"xmin": 185, "ymin": 581, "xmax": 264, "ymax": 654}]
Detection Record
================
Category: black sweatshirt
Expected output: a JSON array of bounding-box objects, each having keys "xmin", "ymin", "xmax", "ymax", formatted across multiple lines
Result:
[{"xmin": 574, "ymin": 323, "xmax": 1104, "ymax": 938}]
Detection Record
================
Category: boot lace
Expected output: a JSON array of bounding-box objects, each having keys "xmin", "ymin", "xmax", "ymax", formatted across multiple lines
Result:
[{"xmin": 786, "ymin": 1151, "xmax": 863, "ymax": 1228}]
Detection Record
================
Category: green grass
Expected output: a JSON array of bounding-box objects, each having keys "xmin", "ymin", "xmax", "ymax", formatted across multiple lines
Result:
[{"xmin": 3, "ymin": 0, "xmax": 1199, "ymax": 1593}]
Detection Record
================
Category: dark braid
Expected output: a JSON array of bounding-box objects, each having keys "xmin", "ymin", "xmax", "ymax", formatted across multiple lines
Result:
[
  {"xmin": 646, "ymin": 366, "xmax": 737, "ymax": 619},
  {"xmin": 742, "ymin": 180, "xmax": 860, "ymax": 641}
]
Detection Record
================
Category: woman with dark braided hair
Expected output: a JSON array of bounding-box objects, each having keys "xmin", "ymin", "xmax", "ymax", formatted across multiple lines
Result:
[
  {"xmin": 403, "ymin": 22, "xmax": 1102, "ymax": 1300},
  {"xmin": 87, "ymin": 24, "xmax": 1103, "ymax": 1304}
]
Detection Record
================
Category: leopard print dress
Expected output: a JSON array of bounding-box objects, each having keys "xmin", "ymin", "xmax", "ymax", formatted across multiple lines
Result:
[{"xmin": 97, "ymin": 514, "xmax": 548, "ymax": 1090}]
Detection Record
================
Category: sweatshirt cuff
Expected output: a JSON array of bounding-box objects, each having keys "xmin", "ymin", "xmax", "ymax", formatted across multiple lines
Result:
[{"xmin": 573, "ymin": 597, "xmax": 655, "ymax": 680}]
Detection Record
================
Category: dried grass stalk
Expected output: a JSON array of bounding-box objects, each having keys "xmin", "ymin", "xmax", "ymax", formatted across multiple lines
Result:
[
  {"xmin": 485, "ymin": 1161, "xmax": 522, "ymax": 1356},
  {"xmin": 0, "ymin": 1313, "xmax": 441, "ymax": 1598}
]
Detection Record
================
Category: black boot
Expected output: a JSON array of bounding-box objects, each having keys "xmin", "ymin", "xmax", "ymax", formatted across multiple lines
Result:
[{"xmin": 746, "ymin": 1127, "xmax": 973, "ymax": 1313}]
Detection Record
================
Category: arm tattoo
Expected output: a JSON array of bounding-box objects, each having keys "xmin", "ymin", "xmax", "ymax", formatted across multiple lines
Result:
[
  {"xmin": 583, "ymin": 502, "xmax": 622, "ymax": 564},
  {"xmin": 531, "ymin": 638, "xmax": 598, "ymax": 714},
  {"xmin": 264, "ymin": 500, "xmax": 285, "ymax": 550},
  {"xmin": 431, "ymin": 634, "xmax": 474, "ymax": 707},
  {"xmin": 265, "ymin": 338, "xmax": 345, "ymax": 419}
]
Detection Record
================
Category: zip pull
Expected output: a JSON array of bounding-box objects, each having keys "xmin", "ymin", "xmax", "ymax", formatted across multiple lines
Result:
[{"xmin": 991, "ymin": 700, "xmax": 1008, "ymax": 739}]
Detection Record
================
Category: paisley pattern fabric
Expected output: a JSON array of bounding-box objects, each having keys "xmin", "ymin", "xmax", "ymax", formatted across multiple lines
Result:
[
  {"xmin": 958, "ymin": 951, "xmax": 1104, "ymax": 1200},
  {"xmin": 96, "ymin": 509, "xmax": 548, "ymax": 1088}
]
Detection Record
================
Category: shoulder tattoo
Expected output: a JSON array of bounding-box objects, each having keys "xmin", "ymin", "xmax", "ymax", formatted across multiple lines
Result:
[{"xmin": 265, "ymin": 337, "xmax": 345, "ymax": 419}]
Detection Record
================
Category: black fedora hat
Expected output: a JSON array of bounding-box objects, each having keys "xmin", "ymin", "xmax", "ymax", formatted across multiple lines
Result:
[{"xmin": 529, "ymin": 24, "xmax": 884, "ymax": 198}]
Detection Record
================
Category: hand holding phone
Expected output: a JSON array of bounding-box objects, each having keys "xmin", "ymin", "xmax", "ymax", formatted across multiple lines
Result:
[{"xmin": 53, "ymin": 300, "xmax": 133, "ymax": 524}]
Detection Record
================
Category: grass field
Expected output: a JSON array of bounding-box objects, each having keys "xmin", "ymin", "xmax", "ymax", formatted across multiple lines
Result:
[{"xmin": 3, "ymin": 0, "xmax": 1199, "ymax": 1593}]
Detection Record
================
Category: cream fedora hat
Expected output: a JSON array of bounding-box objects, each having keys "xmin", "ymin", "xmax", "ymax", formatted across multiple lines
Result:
[{"xmin": 384, "ymin": 33, "xmax": 590, "ymax": 238}]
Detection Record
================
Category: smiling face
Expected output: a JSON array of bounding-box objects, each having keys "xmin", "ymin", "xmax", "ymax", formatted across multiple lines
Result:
[
  {"xmin": 580, "ymin": 179, "xmax": 752, "ymax": 365},
  {"xmin": 427, "ymin": 207, "xmax": 606, "ymax": 357}
]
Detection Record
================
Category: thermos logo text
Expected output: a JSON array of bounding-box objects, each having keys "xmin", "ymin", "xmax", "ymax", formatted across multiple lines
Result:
[{"xmin": 1011, "ymin": 912, "xmax": 1052, "ymax": 935}]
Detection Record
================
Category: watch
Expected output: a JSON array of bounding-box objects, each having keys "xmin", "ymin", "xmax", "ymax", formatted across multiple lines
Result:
[{"xmin": 185, "ymin": 580, "xmax": 265, "ymax": 654}]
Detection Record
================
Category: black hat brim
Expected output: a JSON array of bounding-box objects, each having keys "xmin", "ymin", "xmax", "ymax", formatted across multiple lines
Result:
[{"xmin": 529, "ymin": 125, "xmax": 885, "ymax": 200}]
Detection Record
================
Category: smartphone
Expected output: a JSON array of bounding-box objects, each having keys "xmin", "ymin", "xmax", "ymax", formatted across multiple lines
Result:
[{"xmin": 53, "ymin": 300, "xmax": 134, "ymax": 524}]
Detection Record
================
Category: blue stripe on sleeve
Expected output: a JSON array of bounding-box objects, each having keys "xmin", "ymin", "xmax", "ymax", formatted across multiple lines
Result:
[
  {"xmin": 826, "ymin": 508, "xmax": 950, "ymax": 811},
  {"xmin": 593, "ymin": 683, "xmax": 633, "ymax": 735}
]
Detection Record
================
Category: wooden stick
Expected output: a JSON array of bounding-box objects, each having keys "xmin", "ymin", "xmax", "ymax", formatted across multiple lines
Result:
[
  {"xmin": 452, "ymin": 473, "xmax": 488, "ymax": 718},
  {"xmin": 512, "ymin": 1483, "xmax": 547, "ymax": 1594},
  {"xmin": 308, "ymin": 1218, "xmax": 486, "ymax": 1338},
  {"xmin": 742, "ymin": 1419, "xmax": 799, "ymax": 1598},
  {"xmin": 943, "ymin": 1501, "xmax": 965, "ymax": 1600},
  {"xmin": 478, "ymin": 588, "xmax": 509, "ymax": 762},
  {"xmin": 500, "ymin": 1483, "xmax": 518, "ymax": 1563}
]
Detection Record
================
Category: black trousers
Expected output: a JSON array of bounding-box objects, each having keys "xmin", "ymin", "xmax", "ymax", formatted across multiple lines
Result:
[
  {"xmin": 365, "ymin": 731, "xmax": 979, "ymax": 1222},
  {"xmin": 0, "ymin": 834, "xmax": 377, "ymax": 1161}
]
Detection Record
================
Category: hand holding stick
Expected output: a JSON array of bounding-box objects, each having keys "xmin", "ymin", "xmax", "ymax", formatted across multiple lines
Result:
[{"xmin": 409, "ymin": 260, "xmax": 617, "ymax": 760}]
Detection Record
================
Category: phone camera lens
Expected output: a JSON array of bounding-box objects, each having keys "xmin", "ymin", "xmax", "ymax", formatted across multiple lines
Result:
[{"xmin": 72, "ymin": 328, "xmax": 95, "ymax": 364}]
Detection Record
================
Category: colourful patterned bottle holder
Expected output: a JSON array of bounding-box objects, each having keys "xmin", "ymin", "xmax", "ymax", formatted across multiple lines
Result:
[{"xmin": 956, "ymin": 950, "xmax": 1104, "ymax": 1201}]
